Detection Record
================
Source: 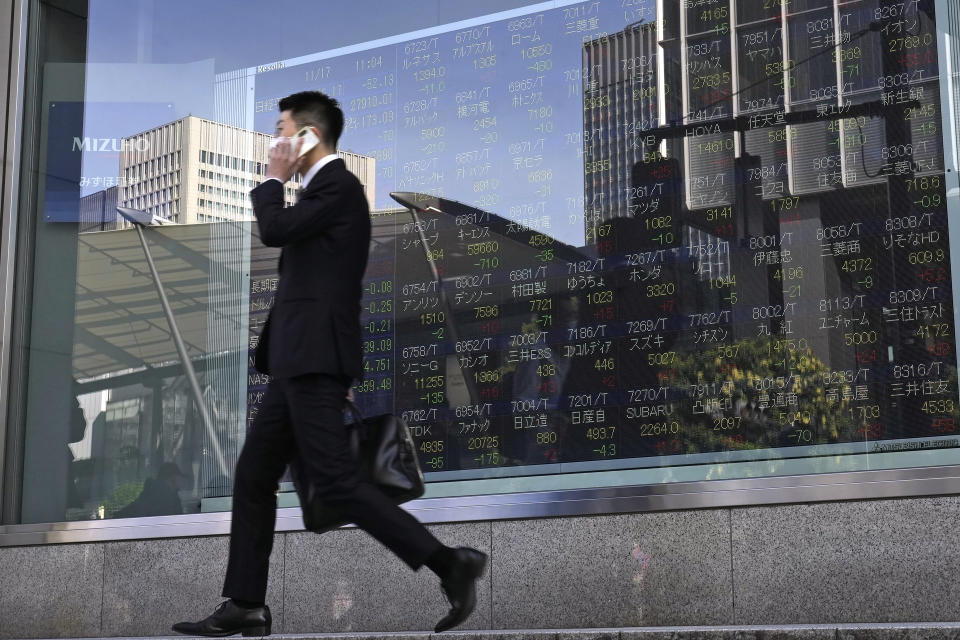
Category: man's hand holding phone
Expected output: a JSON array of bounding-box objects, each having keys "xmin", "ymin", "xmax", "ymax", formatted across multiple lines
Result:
[
  {"xmin": 266, "ymin": 127, "xmax": 320, "ymax": 184},
  {"xmin": 265, "ymin": 136, "xmax": 304, "ymax": 184}
]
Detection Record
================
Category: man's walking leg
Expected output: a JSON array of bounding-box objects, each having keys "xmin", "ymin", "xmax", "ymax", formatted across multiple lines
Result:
[
  {"xmin": 173, "ymin": 381, "xmax": 293, "ymax": 637},
  {"xmin": 222, "ymin": 382, "xmax": 295, "ymax": 603},
  {"xmin": 286, "ymin": 374, "xmax": 488, "ymax": 632}
]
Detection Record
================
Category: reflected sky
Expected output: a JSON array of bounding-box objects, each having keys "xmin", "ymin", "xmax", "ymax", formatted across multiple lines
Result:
[
  {"xmin": 74, "ymin": 0, "xmax": 657, "ymax": 246},
  {"xmin": 87, "ymin": 1, "xmax": 556, "ymax": 71}
]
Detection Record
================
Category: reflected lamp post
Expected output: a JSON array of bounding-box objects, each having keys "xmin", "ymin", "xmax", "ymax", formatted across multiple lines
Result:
[{"xmin": 116, "ymin": 207, "xmax": 229, "ymax": 477}]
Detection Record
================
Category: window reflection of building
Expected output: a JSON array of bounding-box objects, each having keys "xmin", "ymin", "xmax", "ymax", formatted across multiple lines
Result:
[
  {"xmin": 579, "ymin": 2, "xmax": 956, "ymax": 450},
  {"xmin": 116, "ymin": 116, "xmax": 375, "ymax": 227},
  {"xmin": 582, "ymin": 22, "xmax": 662, "ymax": 224},
  {"xmin": 78, "ymin": 186, "xmax": 119, "ymax": 232}
]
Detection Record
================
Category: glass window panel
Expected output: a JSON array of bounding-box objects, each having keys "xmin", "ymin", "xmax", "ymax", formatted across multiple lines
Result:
[
  {"xmin": 9, "ymin": 0, "xmax": 960, "ymax": 524},
  {"xmin": 735, "ymin": 0, "xmax": 783, "ymax": 25},
  {"xmin": 736, "ymin": 22, "xmax": 786, "ymax": 113},
  {"xmin": 686, "ymin": 33, "xmax": 734, "ymax": 118},
  {"xmin": 686, "ymin": 0, "xmax": 731, "ymax": 37},
  {"xmin": 787, "ymin": 0, "xmax": 833, "ymax": 13},
  {"xmin": 787, "ymin": 8, "xmax": 839, "ymax": 106}
]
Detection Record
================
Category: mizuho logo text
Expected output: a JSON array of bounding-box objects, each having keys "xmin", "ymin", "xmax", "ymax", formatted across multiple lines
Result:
[{"xmin": 72, "ymin": 137, "xmax": 150, "ymax": 152}]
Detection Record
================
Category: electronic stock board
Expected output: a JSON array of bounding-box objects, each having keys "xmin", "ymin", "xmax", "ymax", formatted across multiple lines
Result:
[{"xmin": 244, "ymin": 0, "xmax": 959, "ymax": 482}]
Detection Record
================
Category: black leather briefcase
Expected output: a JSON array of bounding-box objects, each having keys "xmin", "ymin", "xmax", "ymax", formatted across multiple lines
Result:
[{"xmin": 292, "ymin": 401, "xmax": 425, "ymax": 533}]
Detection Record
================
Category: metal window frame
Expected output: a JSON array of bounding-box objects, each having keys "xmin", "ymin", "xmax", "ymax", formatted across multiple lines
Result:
[
  {"xmin": 2, "ymin": 0, "xmax": 960, "ymax": 546},
  {"xmin": 2, "ymin": 464, "xmax": 960, "ymax": 546},
  {"xmin": 0, "ymin": 0, "xmax": 30, "ymax": 526}
]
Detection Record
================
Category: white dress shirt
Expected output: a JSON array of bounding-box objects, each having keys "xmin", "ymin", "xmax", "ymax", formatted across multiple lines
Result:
[
  {"xmin": 265, "ymin": 153, "xmax": 339, "ymax": 191},
  {"xmin": 300, "ymin": 153, "xmax": 339, "ymax": 190}
]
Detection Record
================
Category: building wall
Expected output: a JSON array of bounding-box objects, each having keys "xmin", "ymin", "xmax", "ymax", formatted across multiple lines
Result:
[
  {"xmin": 583, "ymin": 23, "xmax": 660, "ymax": 224},
  {"xmin": 188, "ymin": 115, "xmax": 281, "ymax": 224},
  {"xmin": 117, "ymin": 116, "xmax": 375, "ymax": 228},
  {"xmin": 78, "ymin": 186, "xmax": 118, "ymax": 232},
  {"xmin": 117, "ymin": 117, "xmax": 184, "ymax": 225},
  {"xmin": 2, "ymin": 496, "xmax": 960, "ymax": 638},
  {"xmin": 340, "ymin": 149, "xmax": 377, "ymax": 210}
]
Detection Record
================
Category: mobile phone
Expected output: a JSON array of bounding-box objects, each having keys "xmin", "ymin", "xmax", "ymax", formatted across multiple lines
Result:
[{"xmin": 292, "ymin": 126, "xmax": 320, "ymax": 158}]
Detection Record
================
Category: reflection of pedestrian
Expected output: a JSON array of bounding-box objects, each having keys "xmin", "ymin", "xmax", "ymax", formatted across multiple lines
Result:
[
  {"xmin": 69, "ymin": 396, "xmax": 86, "ymax": 444},
  {"xmin": 113, "ymin": 463, "xmax": 186, "ymax": 518},
  {"xmin": 174, "ymin": 91, "xmax": 486, "ymax": 638},
  {"xmin": 66, "ymin": 397, "xmax": 88, "ymax": 508}
]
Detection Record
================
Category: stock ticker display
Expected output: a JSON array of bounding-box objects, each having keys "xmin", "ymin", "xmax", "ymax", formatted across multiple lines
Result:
[{"xmin": 246, "ymin": 0, "xmax": 960, "ymax": 481}]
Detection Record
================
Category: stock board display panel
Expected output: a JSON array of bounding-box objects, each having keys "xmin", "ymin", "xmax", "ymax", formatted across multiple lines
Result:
[{"xmin": 243, "ymin": 0, "xmax": 959, "ymax": 482}]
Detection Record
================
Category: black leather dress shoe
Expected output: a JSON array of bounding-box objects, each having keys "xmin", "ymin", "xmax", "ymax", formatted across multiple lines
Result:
[
  {"xmin": 172, "ymin": 600, "xmax": 272, "ymax": 637},
  {"xmin": 434, "ymin": 547, "xmax": 488, "ymax": 632}
]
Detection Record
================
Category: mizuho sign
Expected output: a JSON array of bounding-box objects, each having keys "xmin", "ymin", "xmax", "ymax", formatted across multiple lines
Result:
[{"xmin": 71, "ymin": 137, "xmax": 150, "ymax": 152}]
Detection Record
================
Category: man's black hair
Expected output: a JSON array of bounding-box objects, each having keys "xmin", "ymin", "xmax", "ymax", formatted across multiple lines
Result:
[{"xmin": 279, "ymin": 91, "xmax": 344, "ymax": 148}]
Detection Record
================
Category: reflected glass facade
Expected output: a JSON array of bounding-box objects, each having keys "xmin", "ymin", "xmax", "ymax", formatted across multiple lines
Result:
[{"xmin": 3, "ymin": 0, "xmax": 960, "ymax": 527}]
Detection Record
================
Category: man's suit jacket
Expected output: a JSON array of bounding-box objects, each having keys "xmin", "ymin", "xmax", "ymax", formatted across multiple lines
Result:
[{"xmin": 250, "ymin": 158, "xmax": 371, "ymax": 380}]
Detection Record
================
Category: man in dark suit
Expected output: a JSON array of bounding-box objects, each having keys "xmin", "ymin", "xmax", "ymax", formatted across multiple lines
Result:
[{"xmin": 173, "ymin": 91, "xmax": 486, "ymax": 637}]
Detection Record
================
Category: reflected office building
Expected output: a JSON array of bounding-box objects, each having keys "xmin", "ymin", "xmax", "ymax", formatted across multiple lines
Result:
[
  {"xmin": 78, "ymin": 185, "xmax": 119, "ymax": 232},
  {"xmin": 111, "ymin": 116, "xmax": 375, "ymax": 228},
  {"xmin": 580, "ymin": 2, "xmax": 953, "ymax": 446}
]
